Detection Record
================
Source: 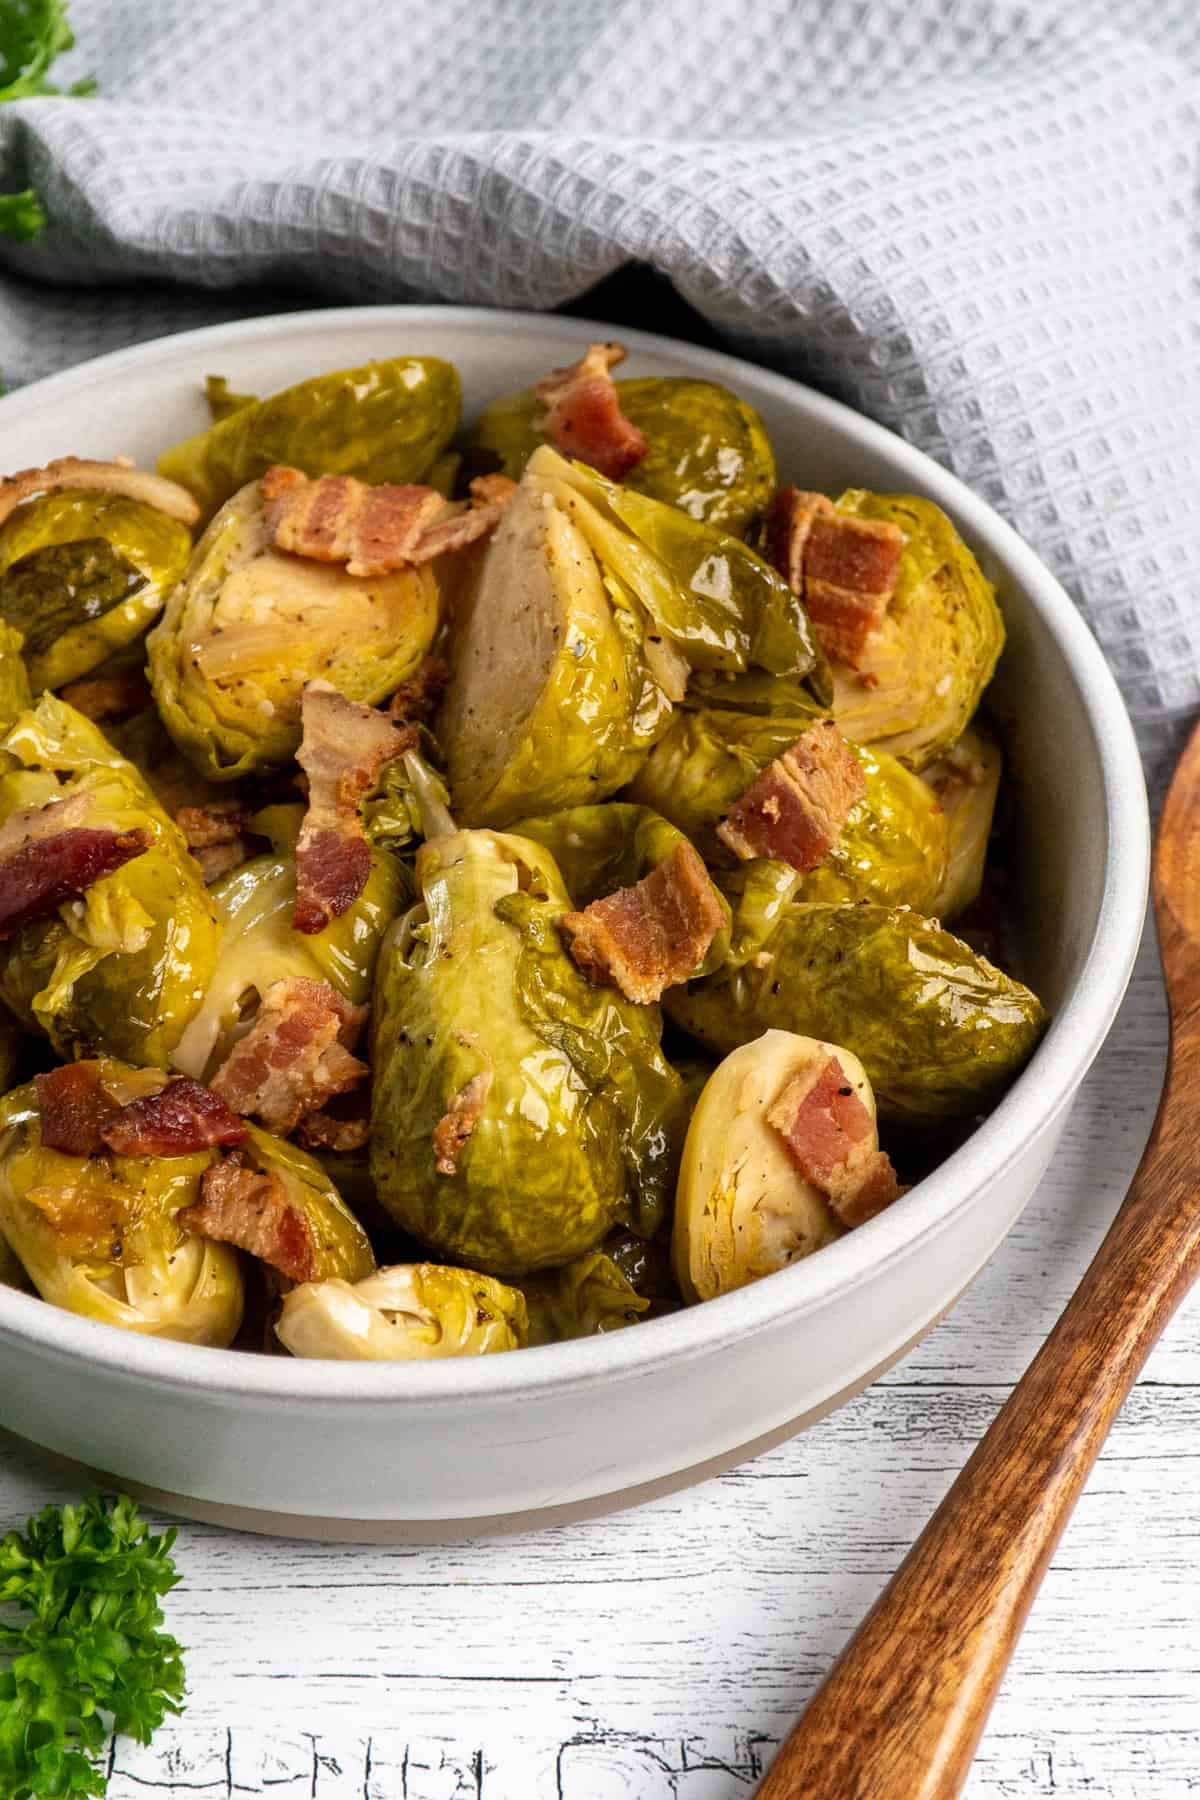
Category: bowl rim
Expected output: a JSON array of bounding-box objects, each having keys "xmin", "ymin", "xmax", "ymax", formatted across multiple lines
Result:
[{"xmin": 0, "ymin": 302, "xmax": 1150, "ymax": 1405}]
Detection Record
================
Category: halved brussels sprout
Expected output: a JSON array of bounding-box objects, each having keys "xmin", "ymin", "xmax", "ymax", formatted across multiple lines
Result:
[
  {"xmin": 159, "ymin": 356, "xmax": 461, "ymax": 521},
  {"xmin": 513, "ymin": 801, "xmax": 731, "ymax": 970},
  {"xmin": 370, "ymin": 829, "xmax": 687, "ymax": 1276},
  {"xmin": 148, "ymin": 481, "xmax": 440, "ymax": 779},
  {"xmin": 674, "ymin": 1030, "xmax": 855, "ymax": 1301},
  {"xmin": 522, "ymin": 1248, "xmax": 650, "ymax": 1345},
  {"xmin": 0, "ymin": 493, "xmax": 193, "ymax": 693},
  {"xmin": 627, "ymin": 696, "xmax": 948, "ymax": 909},
  {"xmin": 0, "ymin": 1066, "xmax": 243, "ymax": 1343},
  {"xmin": 170, "ymin": 822, "xmax": 402, "ymax": 1079},
  {"xmin": 470, "ymin": 375, "xmax": 777, "ymax": 534},
  {"xmin": 922, "ymin": 720, "xmax": 1003, "ymax": 921},
  {"xmin": 0, "ymin": 696, "xmax": 222, "ymax": 1067},
  {"xmin": 243, "ymin": 1123, "xmax": 374, "ymax": 1285},
  {"xmin": 277, "ymin": 1263, "xmax": 527, "ymax": 1360},
  {"xmin": 830, "ymin": 493, "xmax": 1005, "ymax": 769},
  {"xmin": 665, "ymin": 879, "xmax": 1046, "ymax": 1125},
  {"xmin": 438, "ymin": 462, "xmax": 665, "ymax": 827}
]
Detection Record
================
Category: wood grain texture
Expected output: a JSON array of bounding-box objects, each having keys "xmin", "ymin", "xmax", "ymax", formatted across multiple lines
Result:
[
  {"xmin": 0, "ymin": 937, "xmax": 1180, "ymax": 1798},
  {"xmin": 756, "ymin": 735, "xmax": 1200, "ymax": 1800}
]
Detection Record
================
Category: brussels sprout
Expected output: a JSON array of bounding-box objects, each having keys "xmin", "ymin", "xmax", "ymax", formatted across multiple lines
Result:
[
  {"xmin": 170, "ymin": 831, "xmax": 402, "ymax": 1079},
  {"xmin": 363, "ymin": 743, "xmax": 456, "ymax": 855},
  {"xmin": 470, "ymin": 376, "xmax": 776, "ymax": 534},
  {"xmin": 522, "ymin": 1249, "xmax": 650, "ymax": 1345},
  {"xmin": 674, "ymin": 1030, "xmax": 852, "ymax": 1301},
  {"xmin": 513, "ymin": 802, "xmax": 731, "ymax": 971},
  {"xmin": 533, "ymin": 447, "xmax": 828, "ymax": 690},
  {"xmin": 242, "ymin": 1123, "xmax": 374, "ymax": 1284},
  {"xmin": 438, "ymin": 462, "xmax": 667, "ymax": 827},
  {"xmin": 276, "ymin": 1263, "xmax": 527, "ymax": 1360},
  {"xmin": 148, "ymin": 481, "xmax": 440, "ymax": 779},
  {"xmin": 159, "ymin": 356, "xmax": 461, "ymax": 521},
  {"xmin": 370, "ymin": 829, "xmax": 687, "ymax": 1276},
  {"xmin": 829, "ymin": 492, "xmax": 1005, "ymax": 769},
  {"xmin": 665, "ymin": 881, "xmax": 1047, "ymax": 1125},
  {"xmin": 0, "ymin": 696, "xmax": 222, "ymax": 1066},
  {"xmin": 0, "ymin": 493, "xmax": 193, "ymax": 693},
  {"xmin": 922, "ymin": 720, "xmax": 1003, "ymax": 921},
  {"xmin": 0, "ymin": 1067, "xmax": 243, "ymax": 1343}
]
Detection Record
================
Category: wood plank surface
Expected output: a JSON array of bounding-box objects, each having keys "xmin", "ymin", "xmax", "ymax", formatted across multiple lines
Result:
[{"xmin": 0, "ymin": 934, "xmax": 1184, "ymax": 1798}]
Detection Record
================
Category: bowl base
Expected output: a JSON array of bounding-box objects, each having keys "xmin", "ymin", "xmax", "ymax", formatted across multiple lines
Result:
[{"xmin": 4, "ymin": 1306, "xmax": 952, "ymax": 1541}]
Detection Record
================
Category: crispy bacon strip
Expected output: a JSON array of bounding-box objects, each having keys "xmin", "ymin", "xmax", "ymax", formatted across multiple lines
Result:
[
  {"xmin": 716, "ymin": 721, "xmax": 865, "ymax": 872},
  {"xmin": 387, "ymin": 655, "xmax": 449, "ymax": 727},
  {"xmin": 297, "ymin": 1108, "xmax": 371, "ymax": 1153},
  {"xmin": 432, "ymin": 1071, "xmax": 493, "ymax": 1176},
  {"xmin": 36, "ymin": 1062, "xmax": 120, "ymax": 1157},
  {"xmin": 100, "ymin": 1077, "xmax": 248, "ymax": 1158},
  {"xmin": 533, "ymin": 341, "xmax": 648, "ymax": 481},
  {"xmin": 762, "ymin": 487, "xmax": 835, "ymax": 593},
  {"xmin": 176, "ymin": 800, "xmax": 258, "ymax": 884},
  {"xmin": 468, "ymin": 473, "xmax": 518, "ymax": 508},
  {"xmin": 763, "ymin": 486, "xmax": 906, "ymax": 667},
  {"xmin": 560, "ymin": 841, "xmax": 726, "ymax": 1006},
  {"xmin": 259, "ymin": 466, "xmax": 510, "ymax": 578},
  {"xmin": 294, "ymin": 682, "xmax": 415, "ymax": 934},
  {"xmin": 0, "ymin": 456, "xmax": 200, "ymax": 529},
  {"xmin": 210, "ymin": 975, "xmax": 368, "ymax": 1136},
  {"xmin": 767, "ymin": 1055, "xmax": 902, "ymax": 1228},
  {"xmin": 0, "ymin": 826, "xmax": 152, "ymax": 940},
  {"xmin": 58, "ymin": 670, "xmax": 153, "ymax": 723},
  {"xmin": 178, "ymin": 1153, "xmax": 319, "ymax": 1284}
]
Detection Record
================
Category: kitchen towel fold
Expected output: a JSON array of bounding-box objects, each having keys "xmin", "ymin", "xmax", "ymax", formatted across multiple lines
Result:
[{"xmin": 0, "ymin": 0, "xmax": 1195, "ymax": 779}]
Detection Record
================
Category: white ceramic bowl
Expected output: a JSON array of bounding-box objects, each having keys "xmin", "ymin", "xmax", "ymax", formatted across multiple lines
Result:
[{"xmin": 0, "ymin": 307, "xmax": 1148, "ymax": 1538}]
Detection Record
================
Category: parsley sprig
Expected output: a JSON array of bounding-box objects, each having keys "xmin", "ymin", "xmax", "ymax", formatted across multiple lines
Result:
[
  {"xmin": 0, "ymin": 1493, "xmax": 186, "ymax": 1799},
  {"xmin": 0, "ymin": 0, "xmax": 95, "ymax": 240}
]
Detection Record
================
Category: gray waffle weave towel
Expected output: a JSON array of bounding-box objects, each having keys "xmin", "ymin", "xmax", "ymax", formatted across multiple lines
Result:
[{"xmin": 0, "ymin": 0, "xmax": 1195, "ymax": 781}]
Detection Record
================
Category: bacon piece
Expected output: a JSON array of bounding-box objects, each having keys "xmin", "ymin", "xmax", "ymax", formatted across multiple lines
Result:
[
  {"xmin": 259, "ymin": 466, "xmax": 509, "ymax": 578},
  {"xmin": 176, "ymin": 800, "xmax": 257, "ymax": 884},
  {"xmin": 35, "ymin": 1062, "xmax": 120, "ymax": 1156},
  {"xmin": 762, "ymin": 487, "xmax": 835, "ymax": 593},
  {"xmin": 387, "ymin": 655, "xmax": 449, "ymax": 727},
  {"xmin": 533, "ymin": 341, "xmax": 648, "ymax": 481},
  {"xmin": 0, "ymin": 826, "xmax": 152, "ymax": 940},
  {"xmin": 210, "ymin": 975, "xmax": 368, "ymax": 1135},
  {"xmin": 763, "ymin": 486, "xmax": 906, "ymax": 668},
  {"xmin": 767, "ymin": 1055, "xmax": 902, "ymax": 1228},
  {"xmin": 432, "ymin": 1070, "xmax": 493, "ymax": 1176},
  {"xmin": 178, "ymin": 1153, "xmax": 319, "ymax": 1284},
  {"xmin": 559, "ymin": 841, "xmax": 726, "ymax": 1005},
  {"xmin": 0, "ymin": 456, "xmax": 200, "ymax": 529},
  {"xmin": 100, "ymin": 1077, "xmax": 248, "ymax": 1158},
  {"xmin": 468, "ymin": 473, "xmax": 518, "ymax": 508},
  {"xmin": 58, "ymin": 670, "xmax": 153, "ymax": 723},
  {"xmin": 297, "ymin": 1108, "xmax": 371, "ymax": 1153},
  {"xmin": 294, "ymin": 682, "xmax": 415, "ymax": 934},
  {"xmin": 716, "ymin": 721, "xmax": 865, "ymax": 873}
]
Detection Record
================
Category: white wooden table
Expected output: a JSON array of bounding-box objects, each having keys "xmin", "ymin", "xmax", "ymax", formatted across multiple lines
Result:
[{"xmin": 0, "ymin": 931, "xmax": 1185, "ymax": 1799}]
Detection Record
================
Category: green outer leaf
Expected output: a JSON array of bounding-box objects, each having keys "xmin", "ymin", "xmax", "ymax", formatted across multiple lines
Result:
[
  {"xmin": 0, "ymin": 618, "xmax": 31, "ymax": 733},
  {"xmin": 0, "ymin": 1491, "xmax": 184, "ymax": 1799},
  {"xmin": 0, "ymin": 188, "xmax": 45, "ymax": 241},
  {"xmin": 0, "ymin": 492, "xmax": 193, "ymax": 691},
  {"xmin": 664, "ymin": 885, "xmax": 1047, "ymax": 1125},
  {"xmin": 0, "ymin": 695, "xmax": 222, "ymax": 1066},
  {"xmin": 157, "ymin": 356, "xmax": 461, "ymax": 521},
  {"xmin": 522, "ymin": 1249, "xmax": 649, "ymax": 1346}
]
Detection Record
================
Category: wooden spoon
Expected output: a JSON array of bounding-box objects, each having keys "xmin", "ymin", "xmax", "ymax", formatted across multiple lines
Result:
[{"xmin": 754, "ymin": 724, "xmax": 1194, "ymax": 1799}]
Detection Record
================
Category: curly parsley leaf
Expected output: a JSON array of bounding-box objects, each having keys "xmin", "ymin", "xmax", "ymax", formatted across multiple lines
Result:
[
  {"xmin": 0, "ymin": 0, "xmax": 94, "ymax": 240},
  {"xmin": 0, "ymin": 1493, "xmax": 186, "ymax": 1799}
]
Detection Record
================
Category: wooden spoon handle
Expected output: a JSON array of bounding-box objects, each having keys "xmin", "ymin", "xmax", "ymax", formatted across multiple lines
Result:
[{"xmin": 755, "ymin": 1022, "xmax": 1200, "ymax": 1800}]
